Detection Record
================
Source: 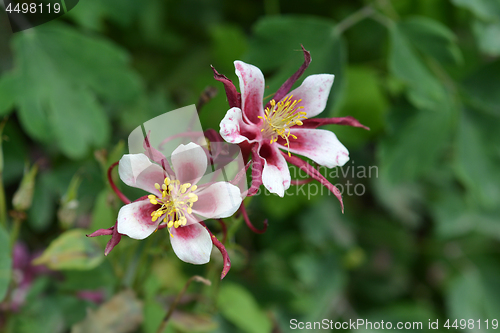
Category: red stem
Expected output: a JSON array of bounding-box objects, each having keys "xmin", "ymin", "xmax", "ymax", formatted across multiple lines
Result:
[
  {"xmin": 240, "ymin": 203, "xmax": 268, "ymax": 234},
  {"xmin": 108, "ymin": 161, "xmax": 131, "ymax": 205},
  {"xmin": 217, "ymin": 219, "xmax": 227, "ymax": 244},
  {"xmin": 290, "ymin": 178, "xmax": 314, "ymax": 185},
  {"xmin": 200, "ymin": 222, "xmax": 231, "ymax": 279}
]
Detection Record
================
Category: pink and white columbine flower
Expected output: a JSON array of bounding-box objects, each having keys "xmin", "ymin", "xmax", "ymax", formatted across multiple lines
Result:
[
  {"xmin": 213, "ymin": 46, "xmax": 369, "ymax": 210},
  {"xmin": 92, "ymin": 142, "xmax": 242, "ymax": 266}
]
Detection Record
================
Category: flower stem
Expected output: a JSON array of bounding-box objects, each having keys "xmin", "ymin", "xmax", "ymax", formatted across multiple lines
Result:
[
  {"xmin": 9, "ymin": 212, "xmax": 24, "ymax": 249},
  {"xmin": 108, "ymin": 161, "xmax": 131, "ymax": 205},
  {"xmin": 156, "ymin": 275, "xmax": 211, "ymax": 333},
  {"xmin": 0, "ymin": 118, "xmax": 7, "ymax": 228},
  {"xmin": 334, "ymin": 5, "xmax": 375, "ymax": 35}
]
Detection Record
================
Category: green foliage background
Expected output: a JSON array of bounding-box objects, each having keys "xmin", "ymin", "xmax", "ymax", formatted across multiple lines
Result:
[{"xmin": 1, "ymin": 0, "xmax": 500, "ymax": 332}]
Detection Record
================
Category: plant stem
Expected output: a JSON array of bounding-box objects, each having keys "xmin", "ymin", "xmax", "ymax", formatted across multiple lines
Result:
[
  {"xmin": 0, "ymin": 119, "xmax": 7, "ymax": 228},
  {"xmin": 334, "ymin": 5, "xmax": 375, "ymax": 35},
  {"xmin": 9, "ymin": 215, "xmax": 23, "ymax": 248},
  {"xmin": 156, "ymin": 275, "xmax": 211, "ymax": 333}
]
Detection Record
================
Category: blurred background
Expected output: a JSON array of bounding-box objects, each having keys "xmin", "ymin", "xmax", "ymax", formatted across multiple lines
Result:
[{"xmin": 1, "ymin": 0, "xmax": 500, "ymax": 332}]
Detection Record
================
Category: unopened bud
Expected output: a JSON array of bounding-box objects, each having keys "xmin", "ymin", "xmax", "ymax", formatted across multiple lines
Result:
[
  {"xmin": 12, "ymin": 164, "xmax": 38, "ymax": 211},
  {"xmin": 58, "ymin": 175, "xmax": 81, "ymax": 229}
]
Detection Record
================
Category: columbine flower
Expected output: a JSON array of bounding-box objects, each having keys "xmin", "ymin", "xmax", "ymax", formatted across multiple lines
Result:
[
  {"xmin": 213, "ymin": 46, "xmax": 369, "ymax": 210},
  {"xmin": 91, "ymin": 142, "xmax": 242, "ymax": 266}
]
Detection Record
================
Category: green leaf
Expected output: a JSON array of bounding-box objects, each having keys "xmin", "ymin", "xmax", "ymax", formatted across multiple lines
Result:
[
  {"xmin": 11, "ymin": 23, "xmax": 143, "ymax": 158},
  {"xmin": 8, "ymin": 296, "xmax": 65, "ymax": 333},
  {"xmin": 473, "ymin": 20, "xmax": 500, "ymax": 57},
  {"xmin": 0, "ymin": 224, "xmax": 12, "ymax": 302},
  {"xmin": 0, "ymin": 72, "xmax": 17, "ymax": 116},
  {"xmin": 399, "ymin": 16, "xmax": 463, "ymax": 65},
  {"xmin": 246, "ymin": 15, "xmax": 346, "ymax": 111},
  {"xmin": 68, "ymin": 0, "xmax": 139, "ymax": 31},
  {"xmin": 379, "ymin": 105, "xmax": 452, "ymax": 182},
  {"xmin": 33, "ymin": 229, "xmax": 104, "ymax": 270},
  {"xmin": 71, "ymin": 290, "xmax": 143, "ymax": 333},
  {"xmin": 89, "ymin": 190, "xmax": 116, "ymax": 233},
  {"xmin": 464, "ymin": 60, "xmax": 500, "ymax": 115},
  {"xmin": 357, "ymin": 303, "xmax": 437, "ymax": 333},
  {"xmin": 447, "ymin": 264, "xmax": 500, "ymax": 325},
  {"xmin": 332, "ymin": 65, "xmax": 388, "ymax": 148},
  {"xmin": 28, "ymin": 173, "xmax": 56, "ymax": 232},
  {"xmin": 451, "ymin": 0, "xmax": 500, "ymax": 22},
  {"xmin": 388, "ymin": 23, "xmax": 447, "ymax": 111},
  {"xmin": 463, "ymin": 60, "xmax": 500, "ymax": 115},
  {"xmin": 432, "ymin": 191, "xmax": 500, "ymax": 240},
  {"xmin": 170, "ymin": 312, "xmax": 218, "ymax": 333},
  {"xmin": 454, "ymin": 110, "xmax": 500, "ymax": 207},
  {"xmin": 218, "ymin": 282, "xmax": 272, "ymax": 333},
  {"xmin": 210, "ymin": 24, "xmax": 248, "ymax": 73}
]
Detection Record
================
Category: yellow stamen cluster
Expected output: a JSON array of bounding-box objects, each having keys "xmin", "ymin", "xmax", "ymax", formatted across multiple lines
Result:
[
  {"xmin": 258, "ymin": 95, "xmax": 307, "ymax": 156},
  {"xmin": 148, "ymin": 177, "xmax": 198, "ymax": 233}
]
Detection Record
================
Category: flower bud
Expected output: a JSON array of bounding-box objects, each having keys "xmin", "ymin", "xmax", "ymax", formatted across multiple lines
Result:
[{"xmin": 12, "ymin": 164, "xmax": 38, "ymax": 212}]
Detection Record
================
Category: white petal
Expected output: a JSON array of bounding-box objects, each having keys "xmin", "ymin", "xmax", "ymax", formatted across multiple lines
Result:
[
  {"xmin": 234, "ymin": 61, "xmax": 265, "ymax": 124},
  {"xmin": 260, "ymin": 144, "xmax": 291, "ymax": 197},
  {"xmin": 220, "ymin": 107, "xmax": 247, "ymax": 144},
  {"xmin": 280, "ymin": 128, "xmax": 349, "ymax": 168},
  {"xmin": 192, "ymin": 182, "xmax": 242, "ymax": 219},
  {"xmin": 170, "ymin": 223, "xmax": 213, "ymax": 264},
  {"xmin": 171, "ymin": 142, "xmax": 207, "ymax": 184},
  {"xmin": 117, "ymin": 199, "xmax": 159, "ymax": 240},
  {"xmin": 285, "ymin": 74, "xmax": 334, "ymax": 118},
  {"xmin": 119, "ymin": 154, "xmax": 166, "ymax": 194}
]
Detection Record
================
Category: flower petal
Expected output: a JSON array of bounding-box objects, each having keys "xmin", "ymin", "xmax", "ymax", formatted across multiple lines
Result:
[
  {"xmin": 269, "ymin": 45, "xmax": 311, "ymax": 106},
  {"xmin": 220, "ymin": 107, "xmax": 248, "ymax": 144},
  {"xmin": 170, "ymin": 223, "xmax": 213, "ymax": 264},
  {"xmin": 171, "ymin": 142, "xmax": 207, "ymax": 184},
  {"xmin": 301, "ymin": 116, "xmax": 370, "ymax": 130},
  {"xmin": 143, "ymin": 131, "xmax": 167, "ymax": 165},
  {"xmin": 279, "ymin": 128, "xmax": 349, "ymax": 168},
  {"xmin": 119, "ymin": 154, "xmax": 166, "ymax": 194},
  {"xmin": 192, "ymin": 182, "xmax": 242, "ymax": 219},
  {"xmin": 117, "ymin": 199, "xmax": 159, "ymax": 240},
  {"xmin": 234, "ymin": 61, "xmax": 265, "ymax": 124},
  {"xmin": 259, "ymin": 143, "xmax": 291, "ymax": 197},
  {"xmin": 211, "ymin": 65, "xmax": 241, "ymax": 109},
  {"xmin": 283, "ymin": 152, "xmax": 344, "ymax": 212},
  {"xmin": 285, "ymin": 74, "xmax": 334, "ymax": 118}
]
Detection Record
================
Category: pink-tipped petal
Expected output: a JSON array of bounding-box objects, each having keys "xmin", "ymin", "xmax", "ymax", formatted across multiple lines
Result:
[
  {"xmin": 248, "ymin": 143, "xmax": 264, "ymax": 196},
  {"xmin": 279, "ymin": 128, "xmax": 349, "ymax": 168},
  {"xmin": 301, "ymin": 116, "xmax": 370, "ymax": 130},
  {"xmin": 171, "ymin": 142, "xmax": 207, "ymax": 184},
  {"xmin": 285, "ymin": 74, "xmax": 334, "ymax": 118},
  {"xmin": 143, "ymin": 131, "xmax": 167, "ymax": 165},
  {"xmin": 240, "ymin": 203, "xmax": 268, "ymax": 234},
  {"xmin": 192, "ymin": 182, "xmax": 242, "ymax": 219},
  {"xmin": 87, "ymin": 227, "xmax": 113, "ymax": 237},
  {"xmin": 211, "ymin": 65, "xmax": 241, "ymax": 109},
  {"xmin": 220, "ymin": 108, "xmax": 248, "ymax": 144},
  {"xmin": 119, "ymin": 154, "xmax": 166, "ymax": 195},
  {"xmin": 259, "ymin": 143, "xmax": 291, "ymax": 197},
  {"xmin": 170, "ymin": 223, "xmax": 213, "ymax": 265},
  {"xmin": 234, "ymin": 61, "xmax": 265, "ymax": 124},
  {"xmin": 104, "ymin": 225, "xmax": 122, "ymax": 256},
  {"xmin": 268, "ymin": 45, "xmax": 311, "ymax": 108},
  {"xmin": 283, "ymin": 152, "xmax": 344, "ymax": 212},
  {"xmin": 116, "ymin": 199, "xmax": 160, "ymax": 240}
]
